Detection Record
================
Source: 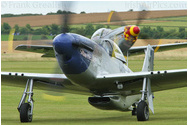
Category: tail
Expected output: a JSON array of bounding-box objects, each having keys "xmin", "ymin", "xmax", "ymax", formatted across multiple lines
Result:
[
  {"xmin": 142, "ymin": 44, "xmax": 154, "ymax": 114},
  {"xmin": 142, "ymin": 44, "xmax": 154, "ymax": 72}
]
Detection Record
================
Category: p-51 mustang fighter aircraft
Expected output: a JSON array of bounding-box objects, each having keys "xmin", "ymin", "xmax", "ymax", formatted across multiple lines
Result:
[{"xmin": 1, "ymin": 11, "xmax": 187, "ymax": 122}]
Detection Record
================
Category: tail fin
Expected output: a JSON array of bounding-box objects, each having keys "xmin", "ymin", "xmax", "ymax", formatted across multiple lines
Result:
[
  {"xmin": 142, "ymin": 44, "xmax": 154, "ymax": 72},
  {"xmin": 142, "ymin": 44, "xmax": 154, "ymax": 114}
]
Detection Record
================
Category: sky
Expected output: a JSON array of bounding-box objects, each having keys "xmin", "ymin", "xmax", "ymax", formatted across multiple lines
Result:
[{"xmin": 1, "ymin": 1, "xmax": 187, "ymax": 15}]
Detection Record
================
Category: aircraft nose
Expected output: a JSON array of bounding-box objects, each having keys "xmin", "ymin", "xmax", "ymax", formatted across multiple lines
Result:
[
  {"xmin": 133, "ymin": 26, "xmax": 140, "ymax": 35},
  {"xmin": 52, "ymin": 33, "xmax": 92, "ymax": 74},
  {"xmin": 53, "ymin": 33, "xmax": 75, "ymax": 57},
  {"xmin": 129, "ymin": 25, "xmax": 140, "ymax": 36}
]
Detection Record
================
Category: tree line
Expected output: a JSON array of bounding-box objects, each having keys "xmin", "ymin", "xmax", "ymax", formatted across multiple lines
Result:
[
  {"xmin": 1, "ymin": 22, "xmax": 109, "ymax": 38},
  {"xmin": 1, "ymin": 22, "xmax": 187, "ymax": 39},
  {"xmin": 139, "ymin": 26, "xmax": 187, "ymax": 39},
  {"xmin": 1, "ymin": 10, "xmax": 86, "ymax": 18}
]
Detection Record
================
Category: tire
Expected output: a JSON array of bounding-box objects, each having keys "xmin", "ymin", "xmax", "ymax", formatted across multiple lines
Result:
[
  {"xmin": 20, "ymin": 103, "xmax": 32, "ymax": 122},
  {"xmin": 137, "ymin": 101, "xmax": 149, "ymax": 121}
]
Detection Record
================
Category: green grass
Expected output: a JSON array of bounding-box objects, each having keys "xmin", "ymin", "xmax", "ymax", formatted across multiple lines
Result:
[
  {"xmin": 149, "ymin": 16, "xmax": 187, "ymax": 21},
  {"xmin": 71, "ymin": 20, "xmax": 187, "ymax": 32},
  {"xmin": 1, "ymin": 85, "xmax": 186, "ymax": 125},
  {"xmin": 1, "ymin": 50, "xmax": 187, "ymax": 124},
  {"xmin": 1, "ymin": 34, "xmax": 9, "ymax": 41},
  {"xmin": 2, "ymin": 60, "xmax": 186, "ymax": 73},
  {"xmin": 1, "ymin": 35, "xmax": 54, "ymax": 41},
  {"xmin": 140, "ymin": 21, "xmax": 187, "ymax": 27}
]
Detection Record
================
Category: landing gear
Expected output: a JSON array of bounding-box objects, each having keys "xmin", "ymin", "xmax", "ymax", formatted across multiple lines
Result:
[
  {"xmin": 137, "ymin": 101, "xmax": 149, "ymax": 121},
  {"xmin": 136, "ymin": 78, "xmax": 150, "ymax": 121},
  {"xmin": 20, "ymin": 103, "xmax": 32, "ymax": 122},
  {"xmin": 132, "ymin": 104, "xmax": 137, "ymax": 116},
  {"xmin": 17, "ymin": 79, "xmax": 34, "ymax": 122}
]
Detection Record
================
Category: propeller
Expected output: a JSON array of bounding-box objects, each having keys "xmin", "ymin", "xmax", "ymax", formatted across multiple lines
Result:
[
  {"xmin": 8, "ymin": 28, "xmax": 15, "ymax": 53},
  {"xmin": 107, "ymin": 11, "xmax": 126, "ymax": 26},
  {"xmin": 107, "ymin": 2, "xmax": 162, "ymax": 50},
  {"xmin": 107, "ymin": 3, "xmax": 149, "ymax": 27},
  {"xmin": 42, "ymin": 1, "xmax": 74, "ymax": 101},
  {"xmin": 136, "ymin": 3, "xmax": 149, "ymax": 26},
  {"xmin": 61, "ymin": 1, "xmax": 72, "ymax": 33}
]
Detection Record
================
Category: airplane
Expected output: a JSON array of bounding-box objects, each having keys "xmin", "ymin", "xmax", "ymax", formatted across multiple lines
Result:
[{"xmin": 1, "ymin": 10, "xmax": 187, "ymax": 123}]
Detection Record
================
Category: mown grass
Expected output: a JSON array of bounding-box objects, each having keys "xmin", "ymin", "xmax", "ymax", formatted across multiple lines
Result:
[
  {"xmin": 140, "ymin": 21, "xmax": 187, "ymax": 27},
  {"xmin": 1, "ymin": 35, "xmax": 54, "ymax": 41},
  {"xmin": 149, "ymin": 16, "xmax": 187, "ymax": 21},
  {"xmin": 1, "ymin": 84, "xmax": 186, "ymax": 125},
  {"xmin": 65, "ymin": 19, "xmax": 187, "ymax": 32},
  {"xmin": 1, "ymin": 48, "xmax": 187, "ymax": 125}
]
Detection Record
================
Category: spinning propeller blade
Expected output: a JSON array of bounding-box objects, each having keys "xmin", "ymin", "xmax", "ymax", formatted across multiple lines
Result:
[
  {"xmin": 107, "ymin": 3, "xmax": 163, "ymax": 53},
  {"xmin": 8, "ymin": 29, "xmax": 15, "ymax": 53},
  {"xmin": 61, "ymin": 1, "xmax": 72, "ymax": 33},
  {"xmin": 42, "ymin": 1, "xmax": 74, "ymax": 100},
  {"xmin": 136, "ymin": 3, "xmax": 149, "ymax": 26}
]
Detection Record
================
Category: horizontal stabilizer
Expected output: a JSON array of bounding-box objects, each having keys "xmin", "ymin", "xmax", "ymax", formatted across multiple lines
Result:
[
  {"xmin": 128, "ymin": 42, "xmax": 187, "ymax": 56},
  {"xmin": 142, "ymin": 44, "xmax": 154, "ymax": 72}
]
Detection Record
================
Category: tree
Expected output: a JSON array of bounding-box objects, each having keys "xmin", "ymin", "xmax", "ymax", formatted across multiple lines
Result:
[
  {"xmin": 57, "ymin": 10, "xmax": 63, "ymax": 14},
  {"xmin": 32, "ymin": 28, "xmax": 43, "ymax": 35},
  {"xmin": 50, "ymin": 24, "xmax": 60, "ymax": 35},
  {"xmin": 95, "ymin": 24, "xmax": 105, "ymax": 31},
  {"xmin": 2, "ymin": 23, "xmax": 11, "ymax": 34},
  {"xmin": 156, "ymin": 26, "xmax": 164, "ymax": 32},
  {"xmin": 41, "ymin": 25, "xmax": 50, "ymax": 35},
  {"xmin": 56, "ymin": 10, "xmax": 76, "ymax": 14},
  {"xmin": 19, "ymin": 27, "xmax": 28, "ymax": 35},
  {"xmin": 139, "ymin": 33, "xmax": 150, "ymax": 39},
  {"xmin": 106, "ymin": 25, "xmax": 111, "ymax": 29},
  {"xmin": 85, "ymin": 24, "xmax": 95, "ymax": 36},
  {"xmin": 46, "ymin": 12, "xmax": 56, "ymax": 15},
  {"xmin": 25, "ymin": 24, "xmax": 33, "ymax": 34},
  {"xmin": 80, "ymin": 11, "xmax": 86, "ymax": 14},
  {"xmin": 14, "ymin": 24, "xmax": 19, "ymax": 33},
  {"xmin": 71, "ymin": 27, "xmax": 85, "ymax": 36},
  {"xmin": 179, "ymin": 27, "xmax": 185, "ymax": 33}
]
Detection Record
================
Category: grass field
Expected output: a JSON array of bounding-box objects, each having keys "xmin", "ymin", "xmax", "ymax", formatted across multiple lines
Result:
[
  {"xmin": 1, "ymin": 45, "xmax": 187, "ymax": 125},
  {"xmin": 108, "ymin": 16, "xmax": 187, "ymax": 31},
  {"xmin": 150, "ymin": 16, "xmax": 187, "ymax": 21},
  {"xmin": 140, "ymin": 21, "xmax": 187, "ymax": 27},
  {"xmin": 1, "ymin": 34, "xmax": 54, "ymax": 41}
]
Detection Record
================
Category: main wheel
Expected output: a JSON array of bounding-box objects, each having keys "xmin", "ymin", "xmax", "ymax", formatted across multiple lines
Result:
[
  {"xmin": 137, "ymin": 101, "xmax": 149, "ymax": 121},
  {"xmin": 20, "ymin": 103, "xmax": 32, "ymax": 122}
]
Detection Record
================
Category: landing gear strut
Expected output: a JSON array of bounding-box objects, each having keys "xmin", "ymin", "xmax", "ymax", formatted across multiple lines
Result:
[
  {"xmin": 17, "ymin": 79, "xmax": 34, "ymax": 122},
  {"xmin": 132, "ymin": 103, "xmax": 137, "ymax": 116}
]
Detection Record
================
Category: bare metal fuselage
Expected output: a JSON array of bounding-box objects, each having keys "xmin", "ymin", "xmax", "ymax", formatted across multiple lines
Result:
[{"xmin": 53, "ymin": 26, "xmax": 141, "ymax": 111}]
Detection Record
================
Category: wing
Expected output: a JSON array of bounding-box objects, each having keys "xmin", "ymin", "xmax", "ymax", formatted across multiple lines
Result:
[
  {"xmin": 128, "ymin": 42, "xmax": 187, "ymax": 56},
  {"xmin": 94, "ymin": 69, "xmax": 187, "ymax": 95},
  {"xmin": 15, "ymin": 45, "xmax": 54, "ymax": 57},
  {"xmin": 1, "ymin": 72, "xmax": 90, "ymax": 95}
]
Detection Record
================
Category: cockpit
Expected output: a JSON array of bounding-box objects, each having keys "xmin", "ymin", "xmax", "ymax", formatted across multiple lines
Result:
[
  {"xmin": 91, "ymin": 28, "xmax": 126, "ymax": 63},
  {"xmin": 91, "ymin": 28, "xmax": 112, "ymax": 43},
  {"xmin": 99, "ymin": 39, "xmax": 126, "ymax": 63}
]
